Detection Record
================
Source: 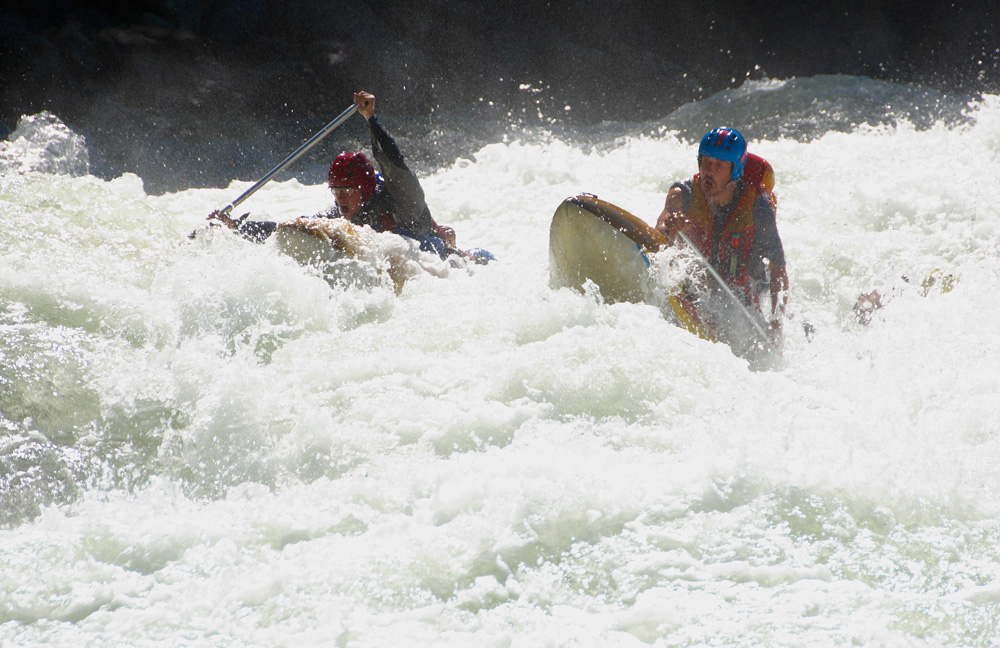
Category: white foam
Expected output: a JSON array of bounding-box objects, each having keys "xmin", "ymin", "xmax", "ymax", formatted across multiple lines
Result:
[
  {"xmin": 2, "ymin": 78, "xmax": 1000, "ymax": 646},
  {"xmin": 0, "ymin": 111, "xmax": 90, "ymax": 176}
]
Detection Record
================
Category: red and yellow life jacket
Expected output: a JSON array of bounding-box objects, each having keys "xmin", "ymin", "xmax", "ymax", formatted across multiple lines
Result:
[{"xmin": 685, "ymin": 154, "xmax": 775, "ymax": 307}]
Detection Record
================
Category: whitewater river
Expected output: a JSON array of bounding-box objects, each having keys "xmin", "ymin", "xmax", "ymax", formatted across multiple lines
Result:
[{"xmin": 2, "ymin": 76, "xmax": 999, "ymax": 647}]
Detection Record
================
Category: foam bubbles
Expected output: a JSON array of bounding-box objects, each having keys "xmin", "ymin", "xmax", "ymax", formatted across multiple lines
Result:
[
  {"xmin": 0, "ymin": 112, "xmax": 90, "ymax": 177},
  {"xmin": 2, "ymin": 78, "xmax": 1000, "ymax": 646}
]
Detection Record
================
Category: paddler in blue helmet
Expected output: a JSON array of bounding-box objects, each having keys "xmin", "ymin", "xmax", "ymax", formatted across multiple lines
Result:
[
  {"xmin": 209, "ymin": 91, "xmax": 493, "ymax": 263},
  {"xmin": 655, "ymin": 127, "xmax": 788, "ymax": 334}
]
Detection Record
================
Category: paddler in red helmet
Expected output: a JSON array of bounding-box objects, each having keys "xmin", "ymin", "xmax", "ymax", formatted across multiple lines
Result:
[
  {"xmin": 208, "ymin": 91, "xmax": 465, "ymax": 260},
  {"xmin": 655, "ymin": 127, "xmax": 789, "ymax": 335}
]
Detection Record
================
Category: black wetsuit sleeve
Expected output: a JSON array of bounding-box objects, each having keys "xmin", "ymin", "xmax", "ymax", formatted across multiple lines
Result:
[
  {"xmin": 752, "ymin": 196, "xmax": 785, "ymax": 265},
  {"xmin": 233, "ymin": 208, "xmax": 335, "ymax": 243},
  {"xmin": 235, "ymin": 219, "xmax": 278, "ymax": 243},
  {"xmin": 366, "ymin": 115, "xmax": 434, "ymax": 237}
]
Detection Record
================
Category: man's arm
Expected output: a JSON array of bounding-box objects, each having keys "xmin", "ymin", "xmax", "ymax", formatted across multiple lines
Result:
[
  {"xmin": 768, "ymin": 262, "xmax": 789, "ymax": 318},
  {"xmin": 355, "ymin": 91, "xmax": 434, "ymax": 238},
  {"xmin": 206, "ymin": 210, "xmax": 278, "ymax": 243},
  {"xmin": 751, "ymin": 196, "xmax": 788, "ymax": 319},
  {"xmin": 655, "ymin": 185, "xmax": 687, "ymax": 239}
]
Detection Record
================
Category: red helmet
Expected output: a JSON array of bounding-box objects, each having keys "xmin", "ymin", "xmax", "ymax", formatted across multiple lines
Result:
[{"xmin": 327, "ymin": 152, "xmax": 376, "ymax": 202}]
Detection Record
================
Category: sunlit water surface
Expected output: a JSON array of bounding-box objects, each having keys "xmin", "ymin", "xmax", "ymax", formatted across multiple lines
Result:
[{"xmin": 2, "ymin": 76, "xmax": 1000, "ymax": 647}]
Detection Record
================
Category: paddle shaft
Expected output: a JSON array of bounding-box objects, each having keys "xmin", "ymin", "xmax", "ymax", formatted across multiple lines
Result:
[
  {"xmin": 677, "ymin": 232, "xmax": 777, "ymax": 349},
  {"xmin": 217, "ymin": 104, "xmax": 359, "ymax": 217}
]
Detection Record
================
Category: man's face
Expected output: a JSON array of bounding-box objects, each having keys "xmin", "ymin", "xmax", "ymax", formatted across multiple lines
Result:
[
  {"xmin": 331, "ymin": 186, "xmax": 364, "ymax": 220},
  {"xmin": 698, "ymin": 156, "xmax": 735, "ymax": 200}
]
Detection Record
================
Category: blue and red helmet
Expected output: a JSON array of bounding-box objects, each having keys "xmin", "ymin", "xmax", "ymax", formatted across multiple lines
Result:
[{"xmin": 698, "ymin": 127, "xmax": 748, "ymax": 181}]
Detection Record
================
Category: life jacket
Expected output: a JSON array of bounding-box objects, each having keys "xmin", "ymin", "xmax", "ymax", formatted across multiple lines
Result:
[
  {"xmin": 686, "ymin": 153, "xmax": 775, "ymax": 307},
  {"xmin": 348, "ymin": 203, "xmax": 395, "ymax": 233},
  {"xmin": 353, "ymin": 176, "xmax": 452, "ymax": 259},
  {"xmin": 353, "ymin": 176, "xmax": 397, "ymax": 233}
]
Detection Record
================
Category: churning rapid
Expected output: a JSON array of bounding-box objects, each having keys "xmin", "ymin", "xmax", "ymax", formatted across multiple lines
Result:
[{"xmin": 2, "ymin": 76, "xmax": 1000, "ymax": 647}]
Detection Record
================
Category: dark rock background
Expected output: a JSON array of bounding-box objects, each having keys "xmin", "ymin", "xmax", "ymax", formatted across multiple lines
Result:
[{"xmin": 2, "ymin": 0, "xmax": 997, "ymax": 193}]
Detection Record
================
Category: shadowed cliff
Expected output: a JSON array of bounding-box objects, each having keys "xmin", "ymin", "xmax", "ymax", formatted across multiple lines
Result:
[{"xmin": 2, "ymin": 0, "xmax": 997, "ymax": 193}]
